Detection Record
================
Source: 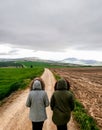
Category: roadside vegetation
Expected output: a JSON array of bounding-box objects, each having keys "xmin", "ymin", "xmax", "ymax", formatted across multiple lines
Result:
[
  {"xmin": 53, "ymin": 72, "xmax": 100, "ymax": 130},
  {"xmin": 0, "ymin": 67, "xmax": 44, "ymax": 101},
  {"xmin": 73, "ymin": 100, "xmax": 99, "ymax": 130}
]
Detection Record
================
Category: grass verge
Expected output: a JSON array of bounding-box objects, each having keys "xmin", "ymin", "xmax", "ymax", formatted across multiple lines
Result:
[{"xmin": 73, "ymin": 100, "xmax": 99, "ymax": 130}]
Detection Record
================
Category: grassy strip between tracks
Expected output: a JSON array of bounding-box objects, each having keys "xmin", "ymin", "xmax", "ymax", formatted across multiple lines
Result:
[
  {"xmin": 0, "ymin": 67, "xmax": 44, "ymax": 101},
  {"xmin": 53, "ymin": 73, "xmax": 100, "ymax": 130}
]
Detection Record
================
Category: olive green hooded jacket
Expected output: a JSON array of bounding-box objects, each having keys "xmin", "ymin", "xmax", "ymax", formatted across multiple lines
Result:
[{"xmin": 50, "ymin": 79, "xmax": 74, "ymax": 125}]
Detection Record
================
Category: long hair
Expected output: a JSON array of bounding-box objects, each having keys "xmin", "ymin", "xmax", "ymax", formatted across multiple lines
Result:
[{"xmin": 30, "ymin": 77, "xmax": 45, "ymax": 91}]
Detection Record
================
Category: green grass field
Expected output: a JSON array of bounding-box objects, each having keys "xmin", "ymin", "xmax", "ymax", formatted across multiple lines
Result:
[
  {"xmin": 0, "ymin": 67, "xmax": 44, "ymax": 100},
  {"xmin": 0, "ymin": 60, "xmax": 64, "ymax": 101}
]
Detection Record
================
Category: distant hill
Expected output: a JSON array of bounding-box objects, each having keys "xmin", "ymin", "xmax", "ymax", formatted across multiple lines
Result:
[
  {"xmin": 0, "ymin": 57, "xmax": 102, "ymax": 66},
  {"xmin": 0, "ymin": 57, "xmax": 80, "ymax": 67},
  {"xmin": 60, "ymin": 58, "xmax": 102, "ymax": 66}
]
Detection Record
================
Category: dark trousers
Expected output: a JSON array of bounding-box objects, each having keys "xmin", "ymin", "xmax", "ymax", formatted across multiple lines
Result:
[
  {"xmin": 57, "ymin": 124, "xmax": 67, "ymax": 130},
  {"xmin": 32, "ymin": 121, "xmax": 44, "ymax": 130}
]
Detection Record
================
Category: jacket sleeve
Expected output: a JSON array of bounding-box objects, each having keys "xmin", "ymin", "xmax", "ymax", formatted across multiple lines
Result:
[
  {"xmin": 50, "ymin": 94, "xmax": 55, "ymax": 110},
  {"xmin": 69, "ymin": 93, "xmax": 75, "ymax": 111},
  {"xmin": 26, "ymin": 93, "xmax": 31, "ymax": 107},
  {"xmin": 44, "ymin": 92, "xmax": 49, "ymax": 107}
]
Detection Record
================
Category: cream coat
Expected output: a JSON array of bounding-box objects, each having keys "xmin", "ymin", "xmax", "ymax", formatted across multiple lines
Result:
[{"xmin": 26, "ymin": 80, "xmax": 49, "ymax": 122}]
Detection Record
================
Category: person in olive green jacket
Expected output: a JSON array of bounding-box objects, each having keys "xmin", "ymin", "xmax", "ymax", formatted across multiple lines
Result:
[{"xmin": 50, "ymin": 78, "xmax": 75, "ymax": 130}]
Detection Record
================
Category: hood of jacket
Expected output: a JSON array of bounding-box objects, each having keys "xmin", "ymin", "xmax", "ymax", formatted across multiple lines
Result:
[
  {"xmin": 32, "ymin": 80, "xmax": 42, "ymax": 90},
  {"xmin": 57, "ymin": 79, "xmax": 67, "ymax": 90}
]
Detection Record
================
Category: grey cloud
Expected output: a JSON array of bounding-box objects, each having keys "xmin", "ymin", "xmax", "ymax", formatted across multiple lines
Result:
[
  {"xmin": 0, "ymin": 0, "xmax": 102, "ymax": 52},
  {"xmin": 0, "ymin": 48, "xmax": 19, "ymax": 56},
  {"xmin": 8, "ymin": 49, "xmax": 20, "ymax": 55},
  {"xmin": 0, "ymin": 53, "xmax": 9, "ymax": 55}
]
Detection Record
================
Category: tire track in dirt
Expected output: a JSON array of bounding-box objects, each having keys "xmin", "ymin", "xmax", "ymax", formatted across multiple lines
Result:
[{"xmin": 0, "ymin": 68, "xmax": 79, "ymax": 130}]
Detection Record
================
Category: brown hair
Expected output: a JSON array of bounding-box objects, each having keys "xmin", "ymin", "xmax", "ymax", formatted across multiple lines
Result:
[
  {"xmin": 54, "ymin": 81, "xmax": 57, "ymax": 91},
  {"xmin": 30, "ymin": 77, "xmax": 45, "ymax": 91}
]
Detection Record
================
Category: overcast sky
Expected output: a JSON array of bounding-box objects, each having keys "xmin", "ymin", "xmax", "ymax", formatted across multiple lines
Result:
[{"xmin": 0, "ymin": 0, "xmax": 102, "ymax": 61}]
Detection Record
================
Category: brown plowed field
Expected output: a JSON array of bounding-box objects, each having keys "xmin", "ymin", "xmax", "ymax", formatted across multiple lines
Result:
[{"xmin": 50, "ymin": 67, "xmax": 102, "ymax": 129}]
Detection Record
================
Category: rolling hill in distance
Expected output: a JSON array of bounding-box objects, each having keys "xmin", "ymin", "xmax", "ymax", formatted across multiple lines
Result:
[
  {"xmin": 60, "ymin": 58, "xmax": 102, "ymax": 66},
  {"xmin": 0, "ymin": 57, "xmax": 102, "ymax": 66}
]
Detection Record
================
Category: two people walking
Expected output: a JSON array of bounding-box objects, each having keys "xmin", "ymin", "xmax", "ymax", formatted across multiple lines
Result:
[{"xmin": 26, "ymin": 77, "xmax": 75, "ymax": 130}]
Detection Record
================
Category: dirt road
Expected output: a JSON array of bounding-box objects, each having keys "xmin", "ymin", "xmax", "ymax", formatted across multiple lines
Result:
[{"xmin": 0, "ymin": 68, "xmax": 78, "ymax": 130}]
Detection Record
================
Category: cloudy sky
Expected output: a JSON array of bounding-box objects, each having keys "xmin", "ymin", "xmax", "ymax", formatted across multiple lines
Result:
[{"xmin": 0, "ymin": 0, "xmax": 102, "ymax": 61}]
